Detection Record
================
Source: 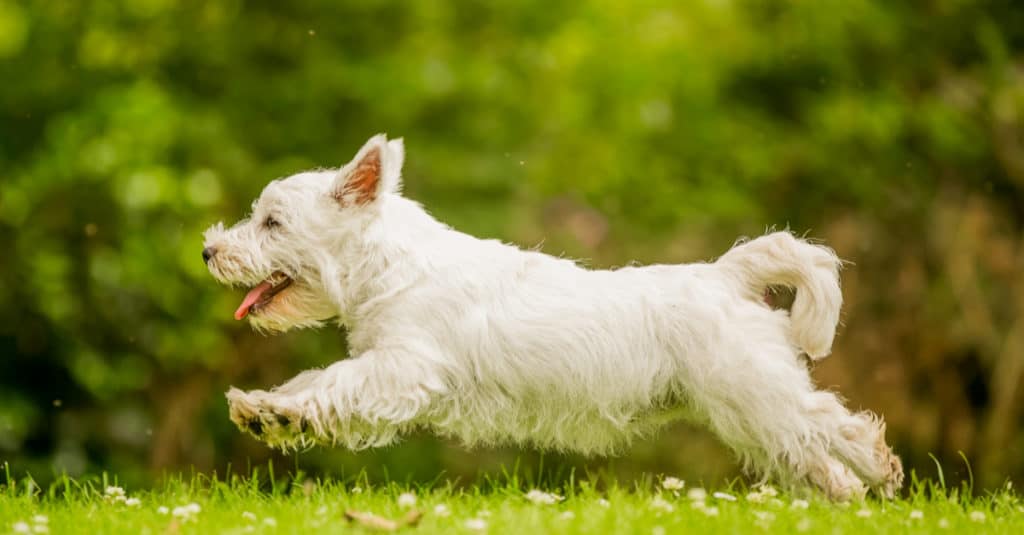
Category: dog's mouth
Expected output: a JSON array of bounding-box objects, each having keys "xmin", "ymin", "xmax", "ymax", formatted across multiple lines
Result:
[{"xmin": 234, "ymin": 271, "xmax": 293, "ymax": 320}]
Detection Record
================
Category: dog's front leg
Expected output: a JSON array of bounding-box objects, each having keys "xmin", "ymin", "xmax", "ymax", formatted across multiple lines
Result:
[{"xmin": 226, "ymin": 349, "xmax": 446, "ymax": 450}]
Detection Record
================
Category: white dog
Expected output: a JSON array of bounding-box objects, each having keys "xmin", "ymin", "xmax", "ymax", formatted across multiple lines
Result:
[{"xmin": 202, "ymin": 134, "xmax": 902, "ymax": 500}]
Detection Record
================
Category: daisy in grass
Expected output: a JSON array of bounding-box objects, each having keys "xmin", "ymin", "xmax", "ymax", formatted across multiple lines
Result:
[
  {"xmin": 465, "ymin": 518, "xmax": 487, "ymax": 531},
  {"xmin": 397, "ymin": 492, "xmax": 417, "ymax": 508},
  {"xmin": 525, "ymin": 489, "xmax": 563, "ymax": 505},
  {"xmin": 661, "ymin": 477, "xmax": 684, "ymax": 491}
]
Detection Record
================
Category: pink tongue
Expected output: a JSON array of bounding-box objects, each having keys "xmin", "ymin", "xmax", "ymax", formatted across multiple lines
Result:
[{"xmin": 234, "ymin": 281, "xmax": 274, "ymax": 320}]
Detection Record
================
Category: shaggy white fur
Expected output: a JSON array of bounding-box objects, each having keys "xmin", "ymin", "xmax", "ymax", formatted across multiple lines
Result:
[{"xmin": 203, "ymin": 134, "xmax": 903, "ymax": 500}]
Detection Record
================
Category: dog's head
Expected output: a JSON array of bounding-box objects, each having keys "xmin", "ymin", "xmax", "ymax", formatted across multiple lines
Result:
[{"xmin": 202, "ymin": 134, "xmax": 405, "ymax": 332}]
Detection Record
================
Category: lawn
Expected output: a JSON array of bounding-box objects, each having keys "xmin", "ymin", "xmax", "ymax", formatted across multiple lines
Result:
[{"xmin": 2, "ymin": 466, "xmax": 1022, "ymax": 534}]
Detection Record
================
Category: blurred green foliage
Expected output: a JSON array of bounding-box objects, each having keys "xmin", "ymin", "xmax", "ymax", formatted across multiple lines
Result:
[{"xmin": 2, "ymin": 0, "xmax": 1024, "ymax": 489}]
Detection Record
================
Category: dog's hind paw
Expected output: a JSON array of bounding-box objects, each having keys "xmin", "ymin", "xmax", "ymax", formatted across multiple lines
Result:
[
  {"xmin": 226, "ymin": 387, "xmax": 310, "ymax": 449},
  {"xmin": 872, "ymin": 442, "xmax": 904, "ymax": 499}
]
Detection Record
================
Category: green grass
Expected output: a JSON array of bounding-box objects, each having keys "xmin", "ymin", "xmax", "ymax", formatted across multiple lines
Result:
[{"xmin": 2, "ymin": 468, "xmax": 1022, "ymax": 534}]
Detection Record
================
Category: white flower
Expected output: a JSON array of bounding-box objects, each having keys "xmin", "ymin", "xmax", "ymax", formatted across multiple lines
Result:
[
  {"xmin": 650, "ymin": 496, "xmax": 675, "ymax": 513},
  {"xmin": 103, "ymin": 487, "xmax": 127, "ymax": 504},
  {"xmin": 969, "ymin": 511, "xmax": 985, "ymax": 523},
  {"xmin": 746, "ymin": 484, "xmax": 778, "ymax": 503},
  {"xmin": 713, "ymin": 491, "xmax": 737, "ymax": 501},
  {"xmin": 909, "ymin": 510, "xmax": 923, "ymax": 520},
  {"xmin": 525, "ymin": 489, "xmax": 563, "ymax": 505},
  {"xmin": 262, "ymin": 518, "xmax": 277, "ymax": 527},
  {"xmin": 687, "ymin": 488, "xmax": 707, "ymax": 501},
  {"xmin": 938, "ymin": 518, "xmax": 950, "ymax": 528},
  {"xmin": 12, "ymin": 522, "xmax": 30, "ymax": 534},
  {"xmin": 661, "ymin": 477, "xmax": 685, "ymax": 491},
  {"xmin": 433, "ymin": 504, "xmax": 451, "ymax": 517},
  {"xmin": 652, "ymin": 527, "xmax": 666, "ymax": 535},
  {"xmin": 464, "ymin": 518, "xmax": 487, "ymax": 531},
  {"xmin": 702, "ymin": 506, "xmax": 719, "ymax": 517},
  {"xmin": 796, "ymin": 518, "xmax": 812, "ymax": 532},
  {"xmin": 397, "ymin": 492, "xmax": 417, "ymax": 508},
  {"xmin": 597, "ymin": 498, "xmax": 610, "ymax": 508},
  {"xmin": 172, "ymin": 502, "xmax": 202, "ymax": 521},
  {"xmin": 241, "ymin": 511, "xmax": 257, "ymax": 521},
  {"xmin": 124, "ymin": 497, "xmax": 141, "ymax": 507},
  {"xmin": 27, "ymin": 517, "xmax": 49, "ymax": 534},
  {"xmin": 315, "ymin": 506, "xmax": 328, "ymax": 516},
  {"xmin": 790, "ymin": 499, "xmax": 809, "ymax": 510},
  {"xmin": 753, "ymin": 511, "xmax": 775, "ymax": 522},
  {"xmin": 157, "ymin": 506, "xmax": 169, "ymax": 515},
  {"xmin": 855, "ymin": 508, "xmax": 872, "ymax": 518},
  {"xmin": 351, "ymin": 486, "xmax": 363, "ymax": 494},
  {"xmin": 103, "ymin": 486, "xmax": 127, "ymax": 505},
  {"xmin": 559, "ymin": 511, "xmax": 575, "ymax": 520}
]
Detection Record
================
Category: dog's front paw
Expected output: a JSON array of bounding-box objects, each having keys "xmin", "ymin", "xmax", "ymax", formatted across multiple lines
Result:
[{"xmin": 226, "ymin": 387, "xmax": 309, "ymax": 449}]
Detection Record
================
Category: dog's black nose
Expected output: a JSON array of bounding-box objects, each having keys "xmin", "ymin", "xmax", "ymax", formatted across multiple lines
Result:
[{"xmin": 202, "ymin": 246, "xmax": 217, "ymax": 264}]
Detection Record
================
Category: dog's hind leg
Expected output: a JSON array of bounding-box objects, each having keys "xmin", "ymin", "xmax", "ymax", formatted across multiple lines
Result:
[
  {"xmin": 689, "ymin": 330, "xmax": 893, "ymax": 500},
  {"xmin": 703, "ymin": 400, "xmax": 869, "ymax": 500},
  {"xmin": 699, "ymin": 359, "xmax": 902, "ymax": 499},
  {"xmin": 804, "ymin": 391, "xmax": 904, "ymax": 498}
]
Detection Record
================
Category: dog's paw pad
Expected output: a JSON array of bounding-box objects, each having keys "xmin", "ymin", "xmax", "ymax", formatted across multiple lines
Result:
[
  {"xmin": 246, "ymin": 418, "xmax": 264, "ymax": 436},
  {"xmin": 225, "ymin": 389, "xmax": 309, "ymax": 447}
]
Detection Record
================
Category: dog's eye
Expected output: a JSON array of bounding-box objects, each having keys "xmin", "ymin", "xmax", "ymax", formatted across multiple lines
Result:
[{"xmin": 264, "ymin": 216, "xmax": 281, "ymax": 229}]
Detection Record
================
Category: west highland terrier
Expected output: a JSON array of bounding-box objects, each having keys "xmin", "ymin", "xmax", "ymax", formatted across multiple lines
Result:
[{"xmin": 202, "ymin": 134, "xmax": 903, "ymax": 500}]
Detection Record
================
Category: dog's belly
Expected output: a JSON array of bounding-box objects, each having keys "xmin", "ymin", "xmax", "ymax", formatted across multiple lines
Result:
[{"xmin": 427, "ymin": 390, "xmax": 694, "ymax": 455}]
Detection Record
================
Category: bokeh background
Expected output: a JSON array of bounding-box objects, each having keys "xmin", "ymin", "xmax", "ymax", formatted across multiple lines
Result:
[{"xmin": 2, "ymin": 0, "xmax": 1024, "ymax": 490}]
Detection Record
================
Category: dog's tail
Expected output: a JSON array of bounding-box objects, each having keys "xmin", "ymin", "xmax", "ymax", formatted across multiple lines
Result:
[{"xmin": 717, "ymin": 231, "xmax": 843, "ymax": 360}]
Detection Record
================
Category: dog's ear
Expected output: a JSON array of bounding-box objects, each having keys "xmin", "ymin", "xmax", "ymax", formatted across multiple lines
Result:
[{"xmin": 332, "ymin": 134, "xmax": 404, "ymax": 205}]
